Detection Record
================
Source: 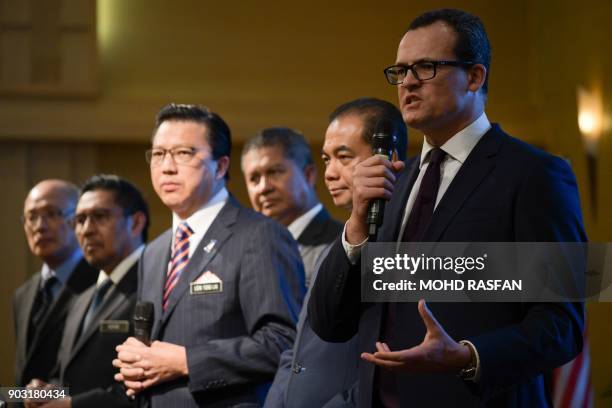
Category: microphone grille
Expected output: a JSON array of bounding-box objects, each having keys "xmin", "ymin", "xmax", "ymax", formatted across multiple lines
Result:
[{"xmin": 133, "ymin": 301, "xmax": 154, "ymax": 320}]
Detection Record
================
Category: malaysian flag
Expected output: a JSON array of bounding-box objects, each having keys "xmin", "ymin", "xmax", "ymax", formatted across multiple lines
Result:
[{"xmin": 551, "ymin": 331, "xmax": 593, "ymax": 408}]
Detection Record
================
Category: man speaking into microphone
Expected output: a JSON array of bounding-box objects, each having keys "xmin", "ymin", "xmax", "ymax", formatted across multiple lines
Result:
[{"xmin": 308, "ymin": 8, "xmax": 585, "ymax": 407}]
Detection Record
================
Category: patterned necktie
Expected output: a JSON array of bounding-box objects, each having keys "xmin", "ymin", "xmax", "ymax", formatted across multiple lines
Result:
[{"xmin": 163, "ymin": 222, "xmax": 193, "ymax": 310}]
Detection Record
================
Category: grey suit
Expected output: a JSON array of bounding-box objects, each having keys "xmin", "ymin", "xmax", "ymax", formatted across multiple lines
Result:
[
  {"xmin": 138, "ymin": 197, "xmax": 305, "ymax": 408},
  {"xmin": 54, "ymin": 263, "xmax": 138, "ymax": 408},
  {"xmin": 296, "ymin": 208, "xmax": 342, "ymax": 288},
  {"xmin": 13, "ymin": 258, "xmax": 97, "ymax": 386},
  {"xmin": 264, "ymin": 245, "xmax": 359, "ymax": 408}
]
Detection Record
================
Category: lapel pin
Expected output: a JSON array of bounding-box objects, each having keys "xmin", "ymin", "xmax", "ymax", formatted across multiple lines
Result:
[{"xmin": 203, "ymin": 239, "xmax": 217, "ymax": 253}]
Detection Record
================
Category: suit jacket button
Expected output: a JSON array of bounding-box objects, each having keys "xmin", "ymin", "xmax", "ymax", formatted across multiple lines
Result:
[{"xmin": 292, "ymin": 363, "xmax": 304, "ymax": 374}]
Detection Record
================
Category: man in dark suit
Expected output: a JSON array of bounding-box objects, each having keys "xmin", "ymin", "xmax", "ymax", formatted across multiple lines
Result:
[
  {"xmin": 13, "ymin": 179, "xmax": 97, "ymax": 387},
  {"xmin": 113, "ymin": 104, "xmax": 305, "ymax": 407},
  {"xmin": 241, "ymin": 127, "xmax": 342, "ymax": 287},
  {"xmin": 309, "ymin": 9, "xmax": 586, "ymax": 407},
  {"xmin": 25, "ymin": 175, "xmax": 149, "ymax": 408},
  {"xmin": 263, "ymin": 98, "xmax": 408, "ymax": 408}
]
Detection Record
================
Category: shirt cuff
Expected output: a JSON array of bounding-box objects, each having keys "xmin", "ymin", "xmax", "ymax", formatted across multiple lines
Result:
[
  {"xmin": 341, "ymin": 222, "xmax": 368, "ymax": 265},
  {"xmin": 459, "ymin": 340, "xmax": 481, "ymax": 382}
]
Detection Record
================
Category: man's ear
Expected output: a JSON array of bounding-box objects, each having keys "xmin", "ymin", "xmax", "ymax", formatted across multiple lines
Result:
[
  {"xmin": 130, "ymin": 211, "xmax": 147, "ymax": 240},
  {"xmin": 215, "ymin": 156, "xmax": 230, "ymax": 180},
  {"xmin": 303, "ymin": 163, "xmax": 317, "ymax": 187},
  {"xmin": 467, "ymin": 63, "xmax": 487, "ymax": 93}
]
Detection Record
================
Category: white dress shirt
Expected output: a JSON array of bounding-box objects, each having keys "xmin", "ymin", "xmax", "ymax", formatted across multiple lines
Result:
[{"xmin": 172, "ymin": 187, "xmax": 229, "ymax": 258}]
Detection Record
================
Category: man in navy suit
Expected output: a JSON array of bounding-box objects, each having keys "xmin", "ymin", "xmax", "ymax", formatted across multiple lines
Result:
[
  {"xmin": 309, "ymin": 9, "xmax": 585, "ymax": 407},
  {"xmin": 114, "ymin": 104, "xmax": 305, "ymax": 407},
  {"xmin": 26, "ymin": 174, "xmax": 148, "ymax": 408},
  {"xmin": 263, "ymin": 98, "xmax": 407, "ymax": 408},
  {"xmin": 241, "ymin": 127, "xmax": 342, "ymax": 287}
]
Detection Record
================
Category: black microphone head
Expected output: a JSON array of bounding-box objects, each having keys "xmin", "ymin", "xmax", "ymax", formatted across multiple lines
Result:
[
  {"xmin": 133, "ymin": 301, "xmax": 154, "ymax": 321},
  {"xmin": 372, "ymin": 119, "xmax": 396, "ymax": 154},
  {"xmin": 133, "ymin": 301, "xmax": 154, "ymax": 345}
]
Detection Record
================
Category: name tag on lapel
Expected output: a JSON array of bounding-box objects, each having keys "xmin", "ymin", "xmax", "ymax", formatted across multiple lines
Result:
[
  {"xmin": 190, "ymin": 271, "xmax": 223, "ymax": 295},
  {"xmin": 99, "ymin": 320, "xmax": 130, "ymax": 333}
]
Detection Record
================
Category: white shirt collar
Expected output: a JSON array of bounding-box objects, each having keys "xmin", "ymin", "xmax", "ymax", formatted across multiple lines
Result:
[
  {"xmin": 97, "ymin": 244, "xmax": 145, "ymax": 287},
  {"xmin": 419, "ymin": 112, "xmax": 491, "ymax": 168},
  {"xmin": 287, "ymin": 203, "xmax": 323, "ymax": 240},
  {"xmin": 172, "ymin": 187, "xmax": 229, "ymax": 236}
]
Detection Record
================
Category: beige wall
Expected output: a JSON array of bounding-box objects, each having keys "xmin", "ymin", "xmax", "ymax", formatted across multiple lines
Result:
[{"xmin": 1, "ymin": 0, "xmax": 611, "ymax": 402}]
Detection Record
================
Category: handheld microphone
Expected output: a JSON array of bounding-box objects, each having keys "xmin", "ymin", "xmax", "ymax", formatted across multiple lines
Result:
[
  {"xmin": 132, "ymin": 301, "xmax": 154, "ymax": 346},
  {"xmin": 367, "ymin": 119, "xmax": 396, "ymax": 241}
]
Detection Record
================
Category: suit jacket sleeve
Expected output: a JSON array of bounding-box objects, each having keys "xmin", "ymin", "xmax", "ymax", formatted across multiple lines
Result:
[
  {"xmin": 71, "ymin": 385, "xmax": 134, "ymax": 408},
  {"xmin": 469, "ymin": 155, "xmax": 585, "ymax": 399},
  {"xmin": 308, "ymin": 236, "xmax": 361, "ymax": 343},
  {"xmin": 263, "ymin": 346, "xmax": 293, "ymax": 407},
  {"xmin": 185, "ymin": 218, "xmax": 305, "ymax": 393}
]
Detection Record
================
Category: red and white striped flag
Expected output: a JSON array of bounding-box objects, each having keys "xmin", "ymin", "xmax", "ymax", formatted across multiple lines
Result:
[{"xmin": 551, "ymin": 331, "xmax": 593, "ymax": 408}]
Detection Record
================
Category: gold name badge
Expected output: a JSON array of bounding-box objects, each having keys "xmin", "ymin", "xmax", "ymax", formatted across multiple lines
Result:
[
  {"xmin": 99, "ymin": 320, "xmax": 130, "ymax": 333},
  {"xmin": 190, "ymin": 281, "xmax": 223, "ymax": 295}
]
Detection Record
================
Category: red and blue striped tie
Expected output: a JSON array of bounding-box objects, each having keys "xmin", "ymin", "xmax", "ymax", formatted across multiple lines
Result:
[{"xmin": 163, "ymin": 222, "xmax": 193, "ymax": 310}]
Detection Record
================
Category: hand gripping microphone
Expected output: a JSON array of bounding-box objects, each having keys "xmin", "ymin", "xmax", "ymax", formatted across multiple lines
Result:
[
  {"xmin": 367, "ymin": 119, "xmax": 396, "ymax": 241},
  {"xmin": 132, "ymin": 301, "xmax": 154, "ymax": 346}
]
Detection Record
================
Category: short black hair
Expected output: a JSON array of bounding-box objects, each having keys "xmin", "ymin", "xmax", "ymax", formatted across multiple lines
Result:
[
  {"xmin": 153, "ymin": 103, "xmax": 232, "ymax": 180},
  {"xmin": 408, "ymin": 8, "xmax": 491, "ymax": 94},
  {"xmin": 329, "ymin": 97, "xmax": 408, "ymax": 161},
  {"xmin": 241, "ymin": 127, "xmax": 313, "ymax": 171},
  {"xmin": 81, "ymin": 174, "xmax": 150, "ymax": 242}
]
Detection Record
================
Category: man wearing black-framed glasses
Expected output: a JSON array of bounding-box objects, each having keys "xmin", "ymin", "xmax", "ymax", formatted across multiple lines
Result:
[
  {"xmin": 14, "ymin": 180, "xmax": 97, "ymax": 387},
  {"xmin": 309, "ymin": 8, "xmax": 586, "ymax": 408}
]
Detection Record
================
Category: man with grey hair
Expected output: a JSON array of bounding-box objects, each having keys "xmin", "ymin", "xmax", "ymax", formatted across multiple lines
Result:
[
  {"xmin": 241, "ymin": 127, "xmax": 342, "ymax": 287},
  {"xmin": 14, "ymin": 179, "xmax": 97, "ymax": 386}
]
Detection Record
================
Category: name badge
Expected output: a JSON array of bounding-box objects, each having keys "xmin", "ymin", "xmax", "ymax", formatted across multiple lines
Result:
[
  {"xmin": 99, "ymin": 320, "xmax": 130, "ymax": 333},
  {"xmin": 190, "ymin": 281, "xmax": 223, "ymax": 295}
]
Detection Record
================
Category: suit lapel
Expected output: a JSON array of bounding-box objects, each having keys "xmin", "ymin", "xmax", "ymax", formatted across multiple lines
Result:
[
  {"xmin": 297, "ymin": 208, "xmax": 329, "ymax": 246},
  {"xmin": 160, "ymin": 199, "xmax": 238, "ymax": 325},
  {"xmin": 148, "ymin": 230, "xmax": 172, "ymax": 340},
  {"xmin": 423, "ymin": 126, "xmax": 504, "ymax": 242},
  {"xmin": 16, "ymin": 274, "xmax": 42, "ymax": 375},
  {"xmin": 26, "ymin": 283, "xmax": 73, "ymax": 361},
  {"xmin": 57, "ymin": 286, "xmax": 95, "ymax": 373},
  {"xmin": 383, "ymin": 157, "xmax": 420, "ymax": 243},
  {"xmin": 69, "ymin": 264, "xmax": 138, "ymax": 362}
]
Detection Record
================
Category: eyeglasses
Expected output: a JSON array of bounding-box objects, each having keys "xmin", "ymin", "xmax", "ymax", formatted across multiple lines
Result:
[
  {"xmin": 22, "ymin": 208, "xmax": 73, "ymax": 228},
  {"xmin": 73, "ymin": 208, "xmax": 126, "ymax": 229},
  {"xmin": 145, "ymin": 146, "xmax": 203, "ymax": 167},
  {"xmin": 383, "ymin": 60, "xmax": 474, "ymax": 84}
]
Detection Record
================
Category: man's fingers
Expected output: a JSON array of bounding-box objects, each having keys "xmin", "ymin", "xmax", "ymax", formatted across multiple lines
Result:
[
  {"xmin": 124, "ymin": 337, "xmax": 147, "ymax": 347},
  {"xmin": 392, "ymin": 160, "xmax": 406, "ymax": 172},
  {"xmin": 114, "ymin": 372, "xmax": 124, "ymax": 382},
  {"xmin": 418, "ymin": 299, "xmax": 443, "ymax": 334},
  {"xmin": 116, "ymin": 349, "xmax": 142, "ymax": 363},
  {"xmin": 361, "ymin": 352, "xmax": 405, "ymax": 371},
  {"xmin": 120, "ymin": 366, "xmax": 146, "ymax": 380}
]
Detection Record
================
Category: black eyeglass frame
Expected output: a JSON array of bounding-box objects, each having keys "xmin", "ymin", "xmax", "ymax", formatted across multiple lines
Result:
[{"xmin": 383, "ymin": 60, "xmax": 475, "ymax": 84}]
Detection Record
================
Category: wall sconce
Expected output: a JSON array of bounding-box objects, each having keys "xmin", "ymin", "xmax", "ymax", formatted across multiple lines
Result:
[{"xmin": 577, "ymin": 85, "xmax": 603, "ymax": 217}]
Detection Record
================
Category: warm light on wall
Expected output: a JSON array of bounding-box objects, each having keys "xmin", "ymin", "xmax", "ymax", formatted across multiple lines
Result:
[
  {"xmin": 577, "ymin": 85, "xmax": 603, "ymax": 216},
  {"xmin": 577, "ymin": 86, "xmax": 603, "ymax": 154}
]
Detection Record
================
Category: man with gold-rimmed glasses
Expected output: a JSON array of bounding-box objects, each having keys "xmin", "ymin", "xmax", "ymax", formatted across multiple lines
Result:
[{"xmin": 14, "ymin": 180, "xmax": 97, "ymax": 387}]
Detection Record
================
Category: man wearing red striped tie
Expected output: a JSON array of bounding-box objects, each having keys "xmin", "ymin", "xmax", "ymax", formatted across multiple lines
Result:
[{"xmin": 113, "ymin": 103, "xmax": 306, "ymax": 408}]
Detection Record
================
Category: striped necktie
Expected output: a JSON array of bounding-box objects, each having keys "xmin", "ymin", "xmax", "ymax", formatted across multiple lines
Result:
[{"xmin": 163, "ymin": 222, "xmax": 193, "ymax": 310}]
